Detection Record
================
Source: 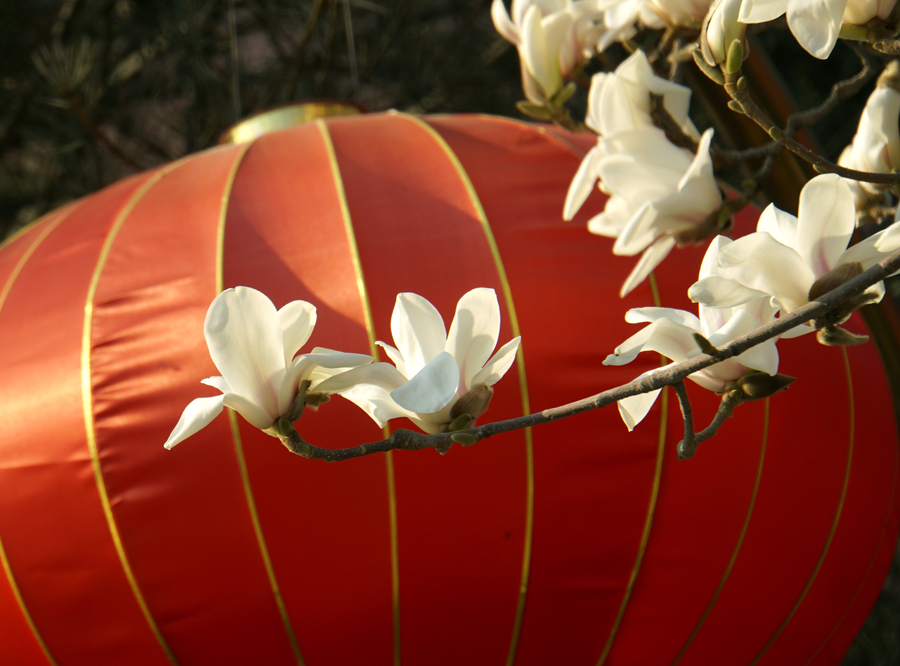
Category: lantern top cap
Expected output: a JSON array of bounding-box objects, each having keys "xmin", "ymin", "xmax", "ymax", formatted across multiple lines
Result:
[{"xmin": 219, "ymin": 101, "xmax": 366, "ymax": 144}]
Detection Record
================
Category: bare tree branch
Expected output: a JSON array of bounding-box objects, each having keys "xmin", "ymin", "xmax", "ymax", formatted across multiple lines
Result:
[{"xmin": 274, "ymin": 247, "xmax": 900, "ymax": 462}]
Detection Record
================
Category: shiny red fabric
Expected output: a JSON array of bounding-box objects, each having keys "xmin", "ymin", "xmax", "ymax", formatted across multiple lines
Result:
[{"xmin": 0, "ymin": 113, "xmax": 895, "ymax": 666}]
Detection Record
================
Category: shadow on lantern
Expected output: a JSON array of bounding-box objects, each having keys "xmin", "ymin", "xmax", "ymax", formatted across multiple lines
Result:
[{"xmin": 0, "ymin": 105, "xmax": 896, "ymax": 666}]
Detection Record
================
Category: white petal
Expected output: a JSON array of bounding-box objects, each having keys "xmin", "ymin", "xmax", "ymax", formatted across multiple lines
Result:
[
  {"xmin": 740, "ymin": 0, "xmax": 789, "ymax": 23},
  {"xmin": 620, "ymin": 236, "xmax": 677, "ymax": 297},
  {"xmin": 278, "ymin": 300, "xmax": 317, "ymax": 366},
  {"xmin": 625, "ymin": 306, "xmax": 701, "ymax": 330},
  {"xmin": 204, "ymin": 287, "xmax": 284, "ymax": 419},
  {"xmin": 164, "ymin": 395, "xmax": 225, "ymax": 449},
  {"xmin": 492, "ymin": 0, "xmax": 522, "ymax": 44},
  {"xmin": 756, "ymin": 203, "xmax": 798, "ymax": 246},
  {"xmin": 710, "ymin": 309, "xmax": 779, "ymax": 375},
  {"xmin": 795, "ymin": 174, "xmax": 855, "ymax": 277},
  {"xmin": 718, "ymin": 232, "xmax": 814, "ymax": 311},
  {"xmin": 522, "ymin": 5, "xmax": 562, "ymax": 100},
  {"xmin": 689, "ymin": 275, "xmax": 769, "ymax": 309},
  {"xmin": 446, "ymin": 288, "xmax": 502, "ymax": 389},
  {"xmin": 391, "ymin": 292, "xmax": 447, "ymax": 378},
  {"xmin": 222, "ymin": 393, "xmax": 276, "ymax": 430},
  {"xmin": 564, "ymin": 145, "xmax": 602, "ymax": 220},
  {"xmin": 200, "ymin": 376, "xmax": 230, "ymax": 393},
  {"xmin": 604, "ymin": 316, "xmax": 698, "ymax": 366},
  {"xmin": 785, "ymin": 0, "xmax": 846, "ymax": 59},
  {"xmin": 390, "ymin": 351, "xmax": 460, "ymax": 414},
  {"xmin": 472, "ymin": 336, "xmax": 521, "ymax": 387}
]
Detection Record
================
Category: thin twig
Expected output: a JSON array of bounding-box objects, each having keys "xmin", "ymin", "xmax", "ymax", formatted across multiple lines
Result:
[
  {"xmin": 678, "ymin": 390, "xmax": 743, "ymax": 460},
  {"xmin": 276, "ymin": 247, "xmax": 900, "ymax": 462},
  {"xmin": 785, "ymin": 45, "xmax": 875, "ymax": 134},
  {"xmin": 673, "ymin": 381, "xmax": 695, "ymax": 456},
  {"xmin": 724, "ymin": 73, "xmax": 900, "ymax": 184}
]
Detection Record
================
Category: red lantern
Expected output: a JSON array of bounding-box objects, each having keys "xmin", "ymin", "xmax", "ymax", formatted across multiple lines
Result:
[{"xmin": 0, "ymin": 110, "xmax": 895, "ymax": 666}]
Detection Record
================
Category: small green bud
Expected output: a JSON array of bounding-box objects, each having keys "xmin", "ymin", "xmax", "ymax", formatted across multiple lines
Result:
[
  {"xmin": 447, "ymin": 413, "xmax": 476, "ymax": 432},
  {"xmin": 274, "ymin": 417, "xmax": 295, "ymax": 437},
  {"xmin": 727, "ymin": 100, "xmax": 744, "ymax": 114},
  {"xmin": 767, "ymin": 126, "xmax": 783, "ymax": 141},
  {"xmin": 724, "ymin": 39, "xmax": 744, "ymax": 75},
  {"xmin": 736, "ymin": 76, "xmax": 748, "ymax": 91},
  {"xmin": 552, "ymin": 81, "xmax": 577, "ymax": 106},
  {"xmin": 516, "ymin": 101, "xmax": 553, "ymax": 121},
  {"xmin": 451, "ymin": 433, "xmax": 479, "ymax": 446}
]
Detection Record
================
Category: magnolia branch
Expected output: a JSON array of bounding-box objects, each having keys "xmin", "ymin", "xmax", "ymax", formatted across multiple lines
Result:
[
  {"xmin": 723, "ymin": 71, "xmax": 900, "ymax": 185},
  {"xmin": 277, "ymin": 247, "xmax": 900, "ymax": 462}
]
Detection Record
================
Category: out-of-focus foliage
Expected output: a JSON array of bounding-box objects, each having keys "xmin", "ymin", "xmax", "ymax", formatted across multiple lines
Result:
[{"xmin": 0, "ymin": 0, "xmax": 522, "ymax": 237}]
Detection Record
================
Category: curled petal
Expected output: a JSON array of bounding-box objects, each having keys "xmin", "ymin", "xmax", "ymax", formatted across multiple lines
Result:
[
  {"xmin": 164, "ymin": 395, "xmax": 225, "ymax": 449},
  {"xmin": 620, "ymin": 236, "xmax": 677, "ymax": 297},
  {"xmin": 472, "ymin": 336, "xmax": 521, "ymax": 387},
  {"xmin": 278, "ymin": 300, "xmax": 317, "ymax": 366},
  {"xmin": 317, "ymin": 363, "xmax": 413, "ymax": 427},
  {"xmin": 626, "ymin": 306, "xmax": 701, "ymax": 330},
  {"xmin": 492, "ymin": 0, "xmax": 521, "ymax": 44},
  {"xmin": 604, "ymin": 316, "xmax": 698, "ymax": 366},
  {"xmin": 564, "ymin": 145, "xmax": 603, "ymax": 220},
  {"xmin": 200, "ymin": 376, "xmax": 230, "ymax": 393},
  {"xmin": 689, "ymin": 275, "xmax": 769, "ymax": 309},
  {"xmin": 390, "ymin": 351, "xmax": 460, "ymax": 414}
]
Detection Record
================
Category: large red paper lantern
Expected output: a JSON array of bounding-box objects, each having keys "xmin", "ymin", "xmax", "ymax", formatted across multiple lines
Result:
[{"xmin": 0, "ymin": 111, "xmax": 896, "ymax": 666}]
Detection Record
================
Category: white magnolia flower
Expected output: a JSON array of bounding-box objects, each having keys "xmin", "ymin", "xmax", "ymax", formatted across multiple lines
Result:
[
  {"xmin": 739, "ymin": 0, "xmax": 898, "ymax": 59},
  {"xmin": 604, "ymin": 236, "xmax": 781, "ymax": 430},
  {"xmin": 701, "ymin": 0, "xmax": 747, "ymax": 65},
  {"xmin": 318, "ymin": 288, "xmax": 521, "ymax": 434},
  {"xmin": 492, "ymin": 0, "xmax": 609, "ymax": 104},
  {"xmin": 689, "ymin": 174, "xmax": 900, "ymax": 315},
  {"xmin": 164, "ymin": 287, "xmax": 372, "ymax": 449},
  {"xmin": 838, "ymin": 79, "xmax": 900, "ymax": 208},
  {"xmin": 568, "ymin": 128, "xmax": 723, "ymax": 296}
]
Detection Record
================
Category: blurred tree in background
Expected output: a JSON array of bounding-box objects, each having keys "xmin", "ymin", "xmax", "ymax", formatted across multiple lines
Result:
[{"xmin": 0, "ymin": 1, "xmax": 898, "ymax": 663}]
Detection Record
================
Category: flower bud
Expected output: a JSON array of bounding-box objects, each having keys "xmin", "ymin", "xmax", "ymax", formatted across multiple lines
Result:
[
  {"xmin": 450, "ymin": 384, "xmax": 495, "ymax": 422},
  {"xmin": 734, "ymin": 372, "xmax": 795, "ymax": 401},
  {"xmin": 701, "ymin": 0, "xmax": 747, "ymax": 67}
]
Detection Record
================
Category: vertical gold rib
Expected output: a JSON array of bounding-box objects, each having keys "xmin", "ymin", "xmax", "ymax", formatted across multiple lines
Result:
[
  {"xmin": 214, "ymin": 139, "xmax": 306, "ymax": 666},
  {"xmin": 396, "ymin": 113, "xmax": 535, "ymax": 666},
  {"xmin": 0, "ymin": 205, "xmax": 75, "ymax": 666},
  {"xmin": 317, "ymin": 119, "xmax": 402, "ymax": 666},
  {"xmin": 83, "ymin": 167, "xmax": 182, "ymax": 665},
  {"xmin": 671, "ymin": 399, "xmax": 771, "ymax": 665},
  {"xmin": 595, "ymin": 272, "xmax": 668, "ymax": 666},
  {"xmin": 749, "ymin": 347, "xmax": 855, "ymax": 665}
]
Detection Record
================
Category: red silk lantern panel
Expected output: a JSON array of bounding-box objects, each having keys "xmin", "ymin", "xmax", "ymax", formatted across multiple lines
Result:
[{"xmin": 0, "ymin": 112, "xmax": 896, "ymax": 666}]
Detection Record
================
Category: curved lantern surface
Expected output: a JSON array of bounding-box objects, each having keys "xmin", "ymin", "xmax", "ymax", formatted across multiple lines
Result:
[{"xmin": 0, "ymin": 112, "xmax": 896, "ymax": 666}]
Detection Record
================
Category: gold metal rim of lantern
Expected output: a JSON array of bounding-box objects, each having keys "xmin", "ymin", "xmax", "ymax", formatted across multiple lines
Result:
[{"xmin": 219, "ymin": 101, "xmax": 366, "ymax": 144}]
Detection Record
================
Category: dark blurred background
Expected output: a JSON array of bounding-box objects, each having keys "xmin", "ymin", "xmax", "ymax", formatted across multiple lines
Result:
[{"xmin": 0, "ymin": 1, "xmax": 897, "ymax": 663}]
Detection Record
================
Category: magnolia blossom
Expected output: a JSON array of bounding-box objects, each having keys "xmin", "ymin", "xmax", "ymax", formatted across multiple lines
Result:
[
  {"xmin": 701, "ymin": 0, "xmax": 747, "ymax": 66},
  {"xmin": 492, "ymin": 0, "xmax": 608, "ymax": 105},
  {"xmin": 569, "ymin": 128, "xmax": 722, "ymax": 296},
  {"xmin": 164, "ymin": 287, "xmax": 372, "ymax": 449},
  {"xmin": 580, "ymin": 50, "xmax": 699, "ymax": 139},
  {"xmin": 318, "ymin": 288, "xmax": 521, "ymax": 434},
  {"xmin": 689, "ymin": 174, "xmax": 900, "ymax": 316},
  {"xmin": 739, "ymin": 0, "xmax": 898, "ymax": 59},
  {"xmin": 838, "ymin": 79, "xmax": 900, "ymax": 208},
  {"xmin": 604, "ymin": 236, "xmax": 781, "ymax": 430}
]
